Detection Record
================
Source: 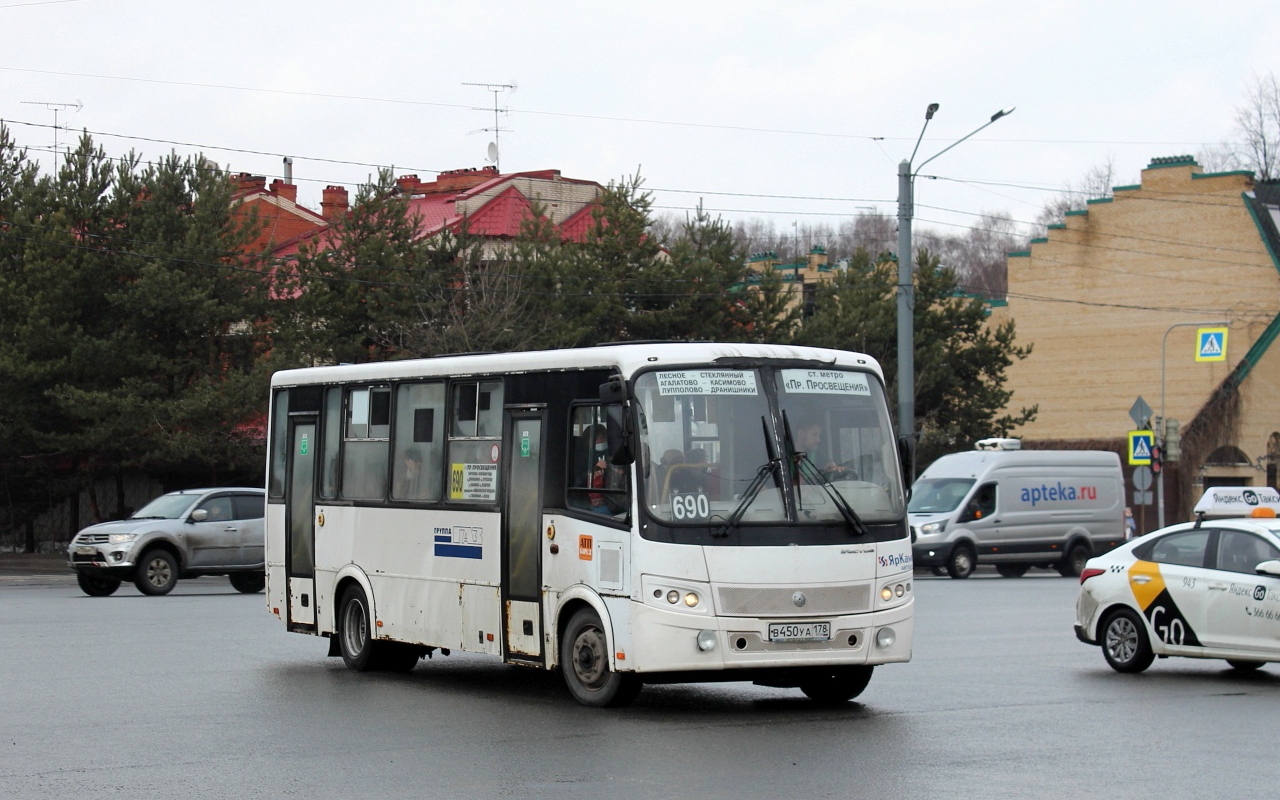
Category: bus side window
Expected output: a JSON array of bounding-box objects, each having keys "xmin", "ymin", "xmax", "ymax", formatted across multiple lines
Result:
[
  {"xmin": 319, "ymin": 387, "xmax": 342, "ymax": 499},
  {"xmin": 446, "ymin": 380, "xmax": 504, "ymax": 504},
  {"xmin": 268, "ymin": 389, "xmax": 288, "ymax": 499},
  {"xmin": 342, "ymin": 386, "xmax": 391, "ymax": 501},
  {"xmin": 392, "ymin": 382, "xmax": 445, "ymax": 502},
  {"xmin": 567, "ymin": 404, "xmax": 629, "ymax": 518}
]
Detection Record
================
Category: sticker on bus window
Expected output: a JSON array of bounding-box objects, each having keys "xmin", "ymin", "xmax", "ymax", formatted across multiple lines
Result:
[
  {"xmin": 656, "ymin": 370, "xmax": 757, "ymax": 396},
  {"xmin": 779, "ymin": 369, "xmax": 870, "ymax": 396},
  {"xmin": 449, "ymin": 463, "xmax": 498, "ymax": 501}
]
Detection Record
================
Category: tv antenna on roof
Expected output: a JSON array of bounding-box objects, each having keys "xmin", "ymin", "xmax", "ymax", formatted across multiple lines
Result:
[
  {"xmin": 20, "ymin": 99, "xmax": 82, "ymax": 174},
  {"xmin": 462, "ymin": 81, "xmax": 516, "ymax": 172}
]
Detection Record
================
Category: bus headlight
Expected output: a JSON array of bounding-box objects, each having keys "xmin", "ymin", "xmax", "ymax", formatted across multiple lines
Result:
[
  {"xmin": 666, "ymin": 590, "xmax": 679, "ymax": 604},
  {"xmin": 875, "ymin": 627, "xmax": 897, "ymax": 649},
  {"xmin": 683, "ymin": 592, "xmax": 700, "ymax": 608},
  {"xmin": 696, "ymin": 630, "xmax": 717, "ymax": 652},
  {"xmin": 880, "ymin": 586, "xmax": 893, "ymax": 601}
]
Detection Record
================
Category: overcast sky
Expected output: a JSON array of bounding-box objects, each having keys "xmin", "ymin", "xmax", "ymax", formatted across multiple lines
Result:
[{"xmin": 2, "ymin": 0, "xmax": 1278, "ymax": 242}]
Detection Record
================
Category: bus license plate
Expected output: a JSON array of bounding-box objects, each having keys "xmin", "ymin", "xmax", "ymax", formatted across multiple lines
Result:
[{"xmin": 768, "ymin": 622, "xmax": 830, "ymax": 643}]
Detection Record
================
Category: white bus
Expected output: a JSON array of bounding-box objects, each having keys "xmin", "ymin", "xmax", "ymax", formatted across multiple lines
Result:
[{"xmin": 265, "ymin": 343, "xmax": 914, "ymax": 706}]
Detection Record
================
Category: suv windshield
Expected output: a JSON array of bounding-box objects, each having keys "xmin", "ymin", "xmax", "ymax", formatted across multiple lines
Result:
[
  {"xmin": 132, "ymin": 493, "xmax": 200, "ymax": 520},
  {"xmin": 635, "ymin": 366, "xmax": 905, "ymax": 528},
  {"xmin": 908, "ymin": 478, "xmax": 976, "ymax": 513}
]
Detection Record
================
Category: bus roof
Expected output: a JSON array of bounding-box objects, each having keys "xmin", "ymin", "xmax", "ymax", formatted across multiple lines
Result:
[{"xmin": 269, "ymin": 342, "xmax": 883, "ymax": 387}]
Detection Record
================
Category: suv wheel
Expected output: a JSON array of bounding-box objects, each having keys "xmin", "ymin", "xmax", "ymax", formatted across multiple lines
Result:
[
  {"xmin": 134, "ymin": 550, "xmax": 179, "ymax": 595},
  {"xmin": 77, "ymin": 573, "xmax": 121, "ymax": 597},
  {"xmin": 228, "ymin": 572, "xmax": 265, "ymax": 593}
]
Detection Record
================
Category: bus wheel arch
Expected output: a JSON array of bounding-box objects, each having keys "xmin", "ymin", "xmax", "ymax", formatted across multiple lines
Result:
[
  {"xmin": 558, "ymin": 605, "xmax": 640, "ymax": 707},
  {"xmin": 331, "ymin": 568, "xmax": 376, "ymax": 637},
  {"xmin": 554, "ymin": 589, "xmax": 614, "ymax": 670}
]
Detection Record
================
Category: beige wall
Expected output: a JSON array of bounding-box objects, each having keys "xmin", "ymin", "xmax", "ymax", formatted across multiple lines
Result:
[{"xmin": 1001, "ymin": 159, "xmax": 1280, "ymax": 504}]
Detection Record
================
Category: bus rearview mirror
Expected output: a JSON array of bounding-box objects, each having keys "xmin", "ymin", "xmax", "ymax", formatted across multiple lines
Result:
[{"xmin": 605, "ymin": 403, "xmax": 634, "ymax": 466}]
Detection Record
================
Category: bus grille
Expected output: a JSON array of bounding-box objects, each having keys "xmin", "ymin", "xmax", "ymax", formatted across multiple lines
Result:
[{"xmin": 715, "ymin": 584, "xmax": 871, "ymax": 617}]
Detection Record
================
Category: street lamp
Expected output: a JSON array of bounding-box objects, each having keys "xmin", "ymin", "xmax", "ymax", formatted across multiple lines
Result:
[
  {"xmin": 1157, "ymin": 320, "xmax": 1228, "ymax": 527},
  {"xmin": 896, "ymin": 105, "xmax": 1015, "ymax": 455}
]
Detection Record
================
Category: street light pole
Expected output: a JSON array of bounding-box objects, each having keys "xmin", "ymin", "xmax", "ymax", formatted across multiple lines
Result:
[
  {"xmin": 1158, "ymin": 319, "xmax": 1228, "ymax": 527},
  {"xmin": 896, "ymin": 105, "xmax": 1015, "ymax": 455}
]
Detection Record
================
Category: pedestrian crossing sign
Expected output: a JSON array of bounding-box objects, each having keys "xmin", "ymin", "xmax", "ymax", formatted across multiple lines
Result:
[
  {"xmin": 1128, "ymin": 430, "xmax": 1154, "ymax": 466},
  {"xmin": 1196, "ymin": 327, "xmax": 1228, "ymax": 362}
]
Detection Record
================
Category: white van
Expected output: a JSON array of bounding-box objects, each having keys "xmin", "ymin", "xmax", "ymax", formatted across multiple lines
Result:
[{"xmin": 909, "ymin": 445, "xmax": 1125, "ymax": 579}]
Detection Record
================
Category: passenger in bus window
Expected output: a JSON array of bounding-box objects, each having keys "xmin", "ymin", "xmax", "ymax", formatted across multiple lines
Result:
[
  {"xmin": 587, "ymin": 427, "xmax": 627, "ymax": 514},
  {"xmin": 395, "ymin": 447, "xmax": 425, "ymax": 500}
]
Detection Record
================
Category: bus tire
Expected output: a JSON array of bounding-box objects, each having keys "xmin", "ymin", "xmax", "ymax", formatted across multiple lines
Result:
[
  {"xmin": 134, "ymin": 549, "xmax": 179, "ymax": 595},
  {"xmin": 228, "ymin": 571, "xmax": 265, "ymax": 593},
  {"xmin": 946, "ymin": 544, "xmax": 976, "ymax": 579},
  {"xmin": 338, "ymin": 584, "xmax": 378, "ymax": 671},
  {"xmin": 799, "ymin": 665, "xmax": 874, "ymax": 704},
  {"xmin": 560, "ymin": 608, "xmax": 641, "ymax": 708},
  {"xmin": 76, "ymin": 573, "xmax": 121, "ymax": 597}
]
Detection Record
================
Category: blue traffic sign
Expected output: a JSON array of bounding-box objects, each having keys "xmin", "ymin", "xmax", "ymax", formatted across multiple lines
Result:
[
  {"xmin": 1128, "ymin": 430, "xmax": 1154, "ymax": 466},
  {"xmin": 1196, "ymin": 327, "xmax": 1228, "ymax": 362}
]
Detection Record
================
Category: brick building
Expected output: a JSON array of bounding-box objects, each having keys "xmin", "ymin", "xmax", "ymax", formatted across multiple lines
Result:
[
  {"xmin": 993, "ymin": 156, "xmax": 1280, "ymax": 526},
  {"xmin": 744, "ymin": 246, "xmax": 842, "ymax": 318}
]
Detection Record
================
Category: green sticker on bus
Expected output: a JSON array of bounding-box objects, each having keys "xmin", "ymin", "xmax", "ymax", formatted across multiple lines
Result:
[{"xmin": 300, "ymin": 434, "xmax": 309, "ymax": 455}]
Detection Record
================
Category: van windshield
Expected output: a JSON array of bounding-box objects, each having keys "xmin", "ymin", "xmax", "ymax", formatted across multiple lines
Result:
[{"xmin": 908, "ymin": 478, "xmax": 975, "ymax": 514}]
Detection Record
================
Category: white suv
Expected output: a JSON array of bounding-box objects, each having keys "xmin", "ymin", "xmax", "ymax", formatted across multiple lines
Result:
[{"xmin": 67, "ymin": 488, "xmax": 265, "ymax": 596}]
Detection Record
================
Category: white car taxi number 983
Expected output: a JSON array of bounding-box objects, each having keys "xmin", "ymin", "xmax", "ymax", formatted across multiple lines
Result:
[{"xmin": 1075, "ymin": 486, "xmax": 1280, "ymax": 674}]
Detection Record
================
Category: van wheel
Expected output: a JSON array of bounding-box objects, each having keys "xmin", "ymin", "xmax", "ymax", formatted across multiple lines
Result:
[
  {"xmin": 76, "ymin": 573, "xmax": 121, "ymax": 597},
  {"xmin": 560, "ymin": 608, "xmax": 641, "ymax": 707},
  {"xmin": 996, "ymin": 564, "xmax": 1029, "ymax": 578},
  {"xmin": 134, "ymin": 550, "xmax": 179, "ymax": 595},
  {"xmin": 1057, "ymin": 543, "xmax": 1091, "ymax": 577},
  {"xmin": 1101, "ymin": 608, "xmax": 1154, "ymax": 673},
  {"xmin": 946, "ymin": 545, "xmax": 976, "ymax": 579},
  {"xmin": 930, "ymin": 567, "xmax": 946, "ymax": 577},
  {"xmin": 799, "ymin": 666, "xmax": 874, "ymax": 704}
]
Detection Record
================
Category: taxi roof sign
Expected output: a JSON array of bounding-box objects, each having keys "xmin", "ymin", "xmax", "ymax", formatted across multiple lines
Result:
[{"xmin": 1192, "ymin": 486, "xmax": 1280, "ymax": 518}]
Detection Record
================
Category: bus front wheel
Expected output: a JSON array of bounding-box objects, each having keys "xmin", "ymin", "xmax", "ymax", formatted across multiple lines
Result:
[
  {"xmin": 560, "ymin": 608, "xmax": 641, "ymax": 708},
  {"xmin": 799, "ymin": 665, "xmax": 874, "ymax": 704}
]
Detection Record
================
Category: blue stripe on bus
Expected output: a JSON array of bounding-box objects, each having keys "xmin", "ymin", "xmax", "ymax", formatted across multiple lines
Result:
[
  {"xmin": 434, "ymin": 543, "xmax": 482, "ymax": 559},
  {"xmin": 433, "ymin": 535, "xmax": 452, "ymax": 543}
]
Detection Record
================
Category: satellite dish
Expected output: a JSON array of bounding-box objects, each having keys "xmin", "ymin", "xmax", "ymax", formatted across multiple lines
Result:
[{"xmin": 487, "ymin": 142, "xmax": 498, "ymax": 163}]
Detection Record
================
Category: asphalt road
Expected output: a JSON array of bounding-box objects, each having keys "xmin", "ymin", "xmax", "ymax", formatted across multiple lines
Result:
[{"xmin": 3, "ymin": 569, "xmax": 1277, "ymax": 799}]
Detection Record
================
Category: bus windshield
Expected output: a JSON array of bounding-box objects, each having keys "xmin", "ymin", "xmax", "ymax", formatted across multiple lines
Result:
[
  {"xmin": 635, "ymin": 366, "xmax": 904, "ymax": 527},
  {"xmin": 908, "ymin": 478, "xmax": 976, "ymax": 514}
]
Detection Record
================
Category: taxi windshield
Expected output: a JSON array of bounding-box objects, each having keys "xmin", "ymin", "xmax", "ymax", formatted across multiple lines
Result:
[{"xmin": 909, "ymin": 478, "xmax": 977, "ymax": 514}]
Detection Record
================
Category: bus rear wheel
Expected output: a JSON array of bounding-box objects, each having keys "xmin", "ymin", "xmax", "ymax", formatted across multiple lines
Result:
[
  {"xmin": 799, "ymin": 666, "xmax": 874, "ymax": 704},
  {"xmin": 560, "ymin": 608, "xmax": 641, "ymax": 708}
]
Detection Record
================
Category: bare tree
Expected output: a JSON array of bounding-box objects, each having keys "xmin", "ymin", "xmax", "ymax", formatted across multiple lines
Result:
[
  {"xmin": 1033, "ymin": 156, "xmax": 1120, "ymax": 235},
  {"xmin": 1231, "ymin": 71, "xmax": 1280, "ymax": 180}
]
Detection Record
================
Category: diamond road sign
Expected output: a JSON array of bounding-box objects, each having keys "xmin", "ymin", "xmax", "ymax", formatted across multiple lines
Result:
[{"xmin": 1129, "ymin": 397, "xmax": 1153, "ymax": 429}]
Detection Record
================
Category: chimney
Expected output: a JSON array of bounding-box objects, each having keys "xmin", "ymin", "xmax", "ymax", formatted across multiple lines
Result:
[
  {"xmin": 269, "ymin": 179, "xmax": 298, "ymax": 204},
  {"xmin": 321, "ymin": 185, "xmax": 349, "ymax": 221},
  {"xmin": 234, "ymin": 172, "xmax": 267, "ymax": 195}
]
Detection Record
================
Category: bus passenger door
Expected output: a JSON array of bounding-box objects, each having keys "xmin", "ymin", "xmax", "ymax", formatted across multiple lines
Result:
[
  {"xmin": 286, "ymin": 418, "xmax": 317, "ymax": 630},
  {"xmin": 503, "ymin": 412, "xmax": 545, "ymax": 663}
]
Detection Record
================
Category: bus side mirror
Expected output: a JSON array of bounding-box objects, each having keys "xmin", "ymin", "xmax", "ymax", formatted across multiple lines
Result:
[
  {"xmin": 600, "ymin": 376, "xmax": 634, "ymax": 465},
  {"xmin": 897, "ymin": 435, "xmax": 915, "ymax": 494},
  {"xmin": 604, "ymin": 403, "xmax": 634, "ymax": 466}
]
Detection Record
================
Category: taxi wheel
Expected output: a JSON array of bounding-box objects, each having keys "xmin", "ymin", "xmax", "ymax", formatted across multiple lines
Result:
[
  {"xmin": 946, "ymin": 545, "xmax": 975, "ymax": 579},
  {"xmin": 134, "ymin": 550, "xmax": 179, "ymax": 596},
  {"xmin": 1226, "ymin": 659, "xmax": 1265, "ymax": 672},
  {"xmin": 1101, "ymin": 608, "xmax": 1154, "ymax": 673},
  {"xmin": 76, "ymin": 573, "xmax": 121, "ymax": 597},
  {"xmin": 560, "ymin": 608, "xmax": 642, "ymax": 707},
  {"xmin": 799, "ymin": 665, "xmax": 874, "ymax": 704}
]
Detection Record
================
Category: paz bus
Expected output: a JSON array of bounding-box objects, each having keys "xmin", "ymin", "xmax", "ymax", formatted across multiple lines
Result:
[{"xmin": 264, "ymin": 343, "xmax": 914, "ymax": 706}]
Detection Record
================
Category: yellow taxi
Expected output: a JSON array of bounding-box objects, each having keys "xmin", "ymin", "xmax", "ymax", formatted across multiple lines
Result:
[{"xmin": 1075, "ymin": 487, "xmax": 1280, "ymax": 673}]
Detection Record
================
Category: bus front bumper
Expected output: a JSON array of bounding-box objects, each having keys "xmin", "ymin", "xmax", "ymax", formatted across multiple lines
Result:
[{"xmin": 626, "ymin": 599, "xmax": 913, "ymax": 674}]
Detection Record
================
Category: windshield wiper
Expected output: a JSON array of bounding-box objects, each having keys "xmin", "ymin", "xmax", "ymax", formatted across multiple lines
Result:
[
  {"xmin": 714, "ymin": 417, "xmax": 783, "ymax": 538},
  {"xmin": 781, "ymin": 411, "xmax": 868, "ymax": 537},
  {"xmin": 129, "ymin": 515, "xmax": 166, "ymax": 520}
]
